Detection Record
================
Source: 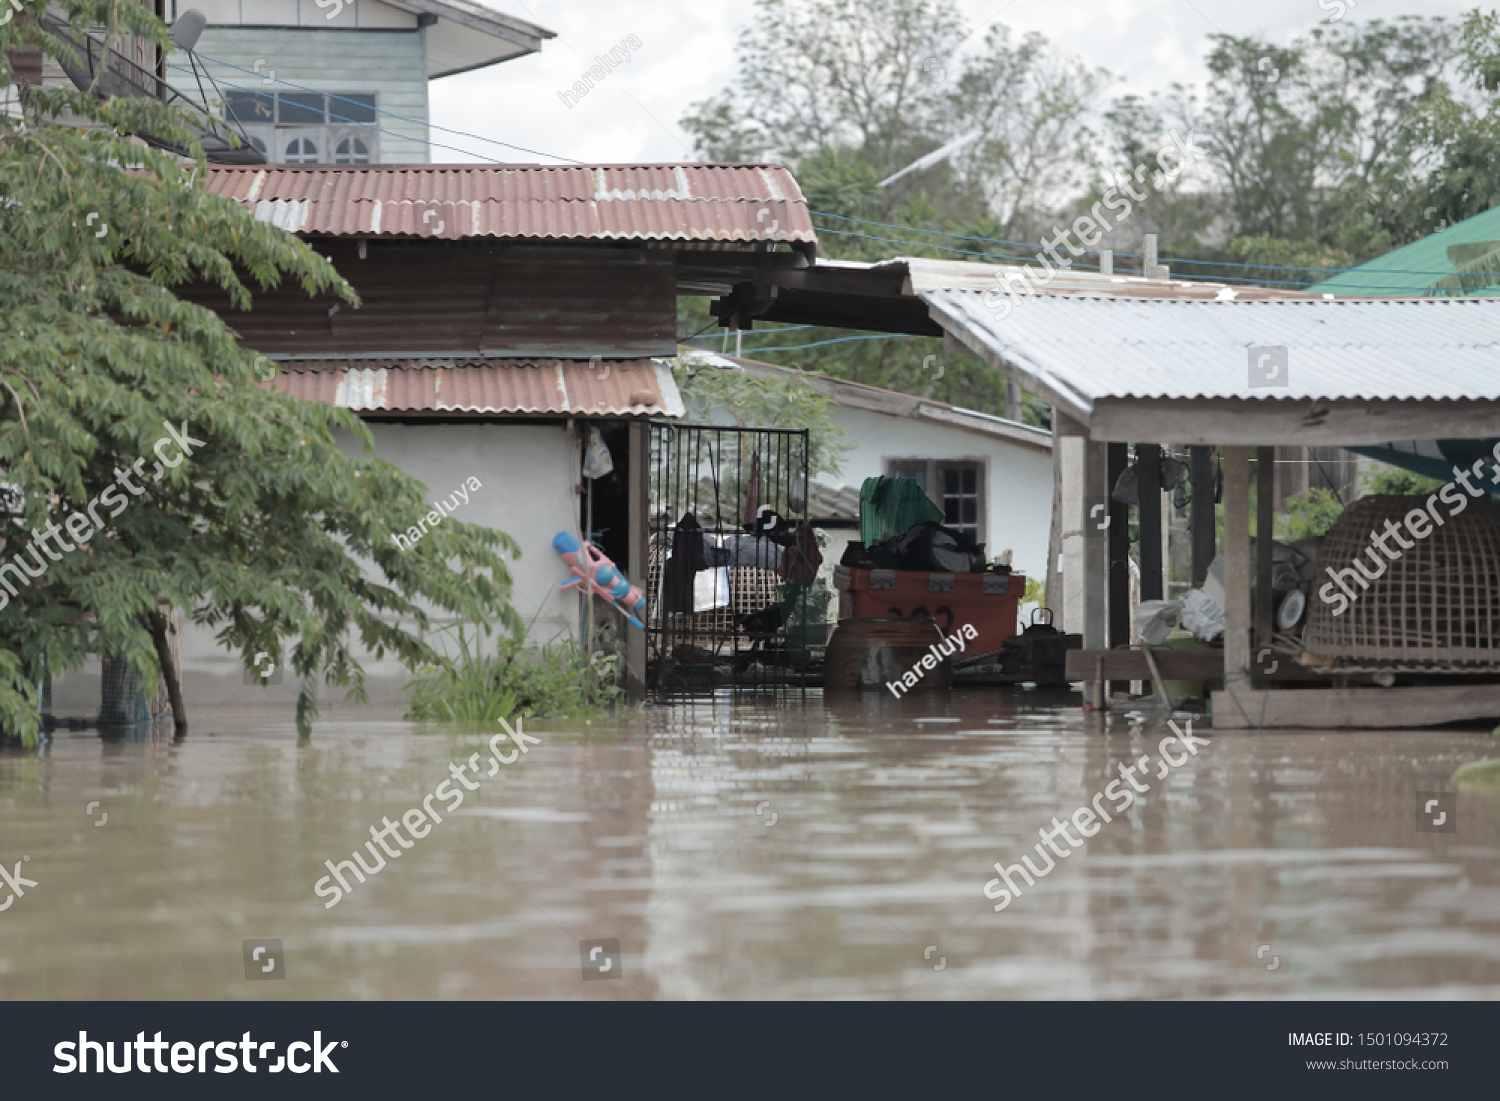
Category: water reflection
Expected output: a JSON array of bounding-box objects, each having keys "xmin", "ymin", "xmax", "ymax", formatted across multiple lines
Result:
[{"xmin": 1, "ymin": 693, "xmax": 1497, "ymax": 1000}]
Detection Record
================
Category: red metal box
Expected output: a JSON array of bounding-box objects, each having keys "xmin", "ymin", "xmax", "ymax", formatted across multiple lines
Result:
[{"xmin": 832, "ymin": 565, "xmax": 1022, "ymax": 657}]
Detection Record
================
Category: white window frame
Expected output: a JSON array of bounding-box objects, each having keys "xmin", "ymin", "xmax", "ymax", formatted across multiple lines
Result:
[{"xmin": 883, "ymin": 458, "xmax": 987, "ymax": 546}]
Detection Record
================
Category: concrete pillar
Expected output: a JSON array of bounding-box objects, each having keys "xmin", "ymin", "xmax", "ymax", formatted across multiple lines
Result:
[{"xmin": 1222, "ymin": 446, "xmax": 1252, "ymax": 693}]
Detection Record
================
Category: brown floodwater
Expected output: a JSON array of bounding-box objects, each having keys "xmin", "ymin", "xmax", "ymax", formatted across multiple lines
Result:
[{"xmin": 2, "ymin": 690, "xmax": 1498, "ymax": 1000}]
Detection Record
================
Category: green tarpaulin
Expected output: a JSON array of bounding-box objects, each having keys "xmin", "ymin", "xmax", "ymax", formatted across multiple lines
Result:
[{"xmin": 859, "ymin": 476, "xmax": 944, "ymax": 545}]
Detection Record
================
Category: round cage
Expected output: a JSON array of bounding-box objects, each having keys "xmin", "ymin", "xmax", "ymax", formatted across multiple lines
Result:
[{"xmin": 1303, "ymin": 494, "xmax": 1500, "ymax": 671}]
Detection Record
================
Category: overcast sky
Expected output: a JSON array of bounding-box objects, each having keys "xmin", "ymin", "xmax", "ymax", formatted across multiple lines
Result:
[{"xmin": 427, "ymin": 0, "xmax": 1491, "ymax": 166}]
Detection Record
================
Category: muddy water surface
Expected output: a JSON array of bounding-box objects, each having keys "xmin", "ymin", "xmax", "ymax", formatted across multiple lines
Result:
[{"xmin": 2, "ymin": 691, "xmax": 1498, "ymax": 1000}]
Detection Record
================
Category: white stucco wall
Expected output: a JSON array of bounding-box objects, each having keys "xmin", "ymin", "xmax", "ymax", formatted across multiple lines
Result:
[
  {"xmin": 46, "ymin": 423, "xmax": 583, "ymax": 720},
  {"xmin": 822, "ymin": 407, "xmax": 1054, "ymax": 581}
]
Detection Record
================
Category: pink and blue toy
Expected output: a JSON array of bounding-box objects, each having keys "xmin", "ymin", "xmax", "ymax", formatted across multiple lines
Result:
[{"xmin": 553, "ymin": 532, "xmax": 647, "ymax": 630}]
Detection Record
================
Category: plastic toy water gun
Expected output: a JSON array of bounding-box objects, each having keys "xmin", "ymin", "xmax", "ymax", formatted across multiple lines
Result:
[{"xmin": 553, "ymin": 532, "xmax": 647, "ymax": 630}]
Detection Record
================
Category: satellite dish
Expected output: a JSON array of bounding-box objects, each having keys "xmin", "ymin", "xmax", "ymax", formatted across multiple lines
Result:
[
  {"xmin": 39, "ymin": 10, "xmax": 263, "ymax": 164},
  {"xmin": 170, "ymin": 9, "xmax": 207, "ymax": 52}
]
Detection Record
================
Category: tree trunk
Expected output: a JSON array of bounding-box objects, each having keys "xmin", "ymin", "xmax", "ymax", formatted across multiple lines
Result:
[{"xmin": 146, "ymin": 609, "xmax": 187, "ymax": 736}]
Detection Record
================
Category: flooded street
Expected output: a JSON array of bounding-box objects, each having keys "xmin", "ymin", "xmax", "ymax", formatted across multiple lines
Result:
[{"xmin": 2, "ymin": 692, "xmax": 1499, "ymax": 1001}]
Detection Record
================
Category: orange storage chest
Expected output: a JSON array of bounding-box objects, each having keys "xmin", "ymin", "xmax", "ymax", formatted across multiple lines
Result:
[{"xmin": 832, "ymin": 565, "xmax": 1023, "ymax": 657}]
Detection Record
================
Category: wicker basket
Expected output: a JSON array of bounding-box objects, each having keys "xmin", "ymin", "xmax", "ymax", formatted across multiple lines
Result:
[{"xmin": 1303, "ymin": 494, "xmax": 1500, "ymax": 670}]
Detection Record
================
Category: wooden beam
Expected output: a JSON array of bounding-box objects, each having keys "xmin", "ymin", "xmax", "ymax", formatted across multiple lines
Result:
[
  {"xmin": 1090, "ymin": 398, "xmax": 1500, "ymax": 446},
  {"xmin": 1255, "ymin": 445, "xmax": 1276, "ymax": 664},
  {"xmin": 1107, "ymin": 442, "xmax": 1131, "ymax": 693},
  {"xmin": 1190, "ymin": 446, "xmax": 1215, "ymax": 585},
  {"xmin": 1046, "ymin": 427, "xmax": 1064, "ymax": 628},
  {"xmin": 1222, "ymin": 447, "xmax": 1252, "ymax": 697},
  {"xmin": 1083, "ymin": 439, "xmax": 1107, "ymax": 655},
  {"xmin": 625, "ymin": 421, "xmax": 649, "ymax": 701},
  {"xmin": 1059, "ymin": 436, "xmax": 1085, "ymax": 634},
  {"xmin": 1067, "ymin": 648, "xmax": 1330, "ymax": 682},
  {"xmin": 1137, "ymin": 444, "xmax": 1163, "ymax": 601},
  {"xmin": 1212, "ymin": 684, "xmax": 1500, "ymax": 729}
]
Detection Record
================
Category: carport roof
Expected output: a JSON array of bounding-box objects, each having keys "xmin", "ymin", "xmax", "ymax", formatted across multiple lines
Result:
[{"xmin": 922, "ymin": 290, "xmax": 1500, "ymax": 446}]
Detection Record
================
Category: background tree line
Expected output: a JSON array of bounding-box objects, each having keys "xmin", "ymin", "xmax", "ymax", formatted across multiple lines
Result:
[{"xmin": 677, "ymin": 1, "xmax": 1500, "ymax": 424}]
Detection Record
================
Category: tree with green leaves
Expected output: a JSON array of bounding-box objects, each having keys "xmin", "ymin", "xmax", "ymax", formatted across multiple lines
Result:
[
  {"xmin": 0, "ymin": 0, "xmax": 520, "ymax": 743},
  {"xmin": 670, "ymin": 355, "xmax": 851, "ymax": 483},
  {"xmin": 1154, "ymin": 18, "xmax": 1456, "ymax": 282}
]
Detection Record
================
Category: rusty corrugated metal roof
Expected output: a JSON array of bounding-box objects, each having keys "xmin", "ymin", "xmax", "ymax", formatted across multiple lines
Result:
[
  {"xmin": 268, "ymin": 358, "xmax": 684, "ymax": 418},
  {"xmin": 206, "ymin": 164, "xmax": 816, "ymax": 245}
]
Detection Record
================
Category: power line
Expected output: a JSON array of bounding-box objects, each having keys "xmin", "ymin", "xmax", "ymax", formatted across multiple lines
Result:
[
  {"xmin": 812, "ymin": 210, "xmax": 1500, "ymax": 280},
  {"xmin": 178, "ymin": 54, "xmax": 584, "ymax": 164},
  {"xmin": 683, "ymin": 325, "xmax": 817, "ymax": 339},
  {"xmin": 720, "ymin": 333, "xmax": 907, "ymax": 353},
  {"xmin": 164, "ymin": 63, "xmax": 1499, "ymax": 287}
]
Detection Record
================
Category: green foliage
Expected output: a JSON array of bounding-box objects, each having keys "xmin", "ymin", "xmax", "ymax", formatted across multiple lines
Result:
[
  {"xmin": 681, "ymin": 0, "xmax": 1105, "ymax": 238},
  {"xmin": 1429, "ymin": 239, "xmax": 1500, "ymax": 296},
  {"xmin": 1275, "ymin": 487, "xmax": 1346, "ymax": 541},
  {"xmin": 669, "ymin": 355, "xmax": 852, "ymax": 481},
  {"xmin": 1360, "ymin": 468, "xmax": 1445, "ymax": 496},
  {"xmin": 1453, "ymin": 756, "xmax": 1500, "ymax": 792},
  {"xmin": 1273, "ymin": 467, "xmax": 1446, "ymax": 542},
  {"xmin": 684, "ymin": 2, "xmax": 1500, "ymax": 308},
  {"xmin": 405, "ymin": 625, "xmax": 622, "ymax": 724},
  {"xmin": 0, "ymin": 0, "xmax": 520, "ymax": 743}
]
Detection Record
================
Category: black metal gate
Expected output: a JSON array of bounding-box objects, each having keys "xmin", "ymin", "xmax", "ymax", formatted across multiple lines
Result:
[{"xmin": 647, "ymin": 424, "xmax": 817, "ymax": 692}]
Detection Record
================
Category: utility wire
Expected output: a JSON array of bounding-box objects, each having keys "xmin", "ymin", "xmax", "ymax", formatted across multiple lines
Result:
[{"xmin": 164, "ymin": 62, "xmax": 1500, "ymax": 285}]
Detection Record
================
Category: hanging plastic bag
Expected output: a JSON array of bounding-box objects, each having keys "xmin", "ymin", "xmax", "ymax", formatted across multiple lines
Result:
[{"xmin": 583, "ymin": 426, "xmax": 614, "ymax": 479}]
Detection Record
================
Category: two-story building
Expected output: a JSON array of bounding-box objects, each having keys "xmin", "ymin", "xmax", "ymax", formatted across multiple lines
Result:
[
  {"xmin": 4, "ymin": 0, "xmax": 550, "ymax": 162},
  {"xmin": 164, "ymin": 0, "xmax": 552, "ymax": 164}
]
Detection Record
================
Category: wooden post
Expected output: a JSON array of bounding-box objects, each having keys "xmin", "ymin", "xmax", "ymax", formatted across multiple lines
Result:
[
  {"xmin": 1222, "ymin": 447, "xmax": 1252, "ymax": 697},
  {"xmin": 1137, "ymin": 444, "xmax": 1163, "ymax": 601},
  {"xmin": 1190, "ymin": 446, "xmax": 1215, "ymax": 585},
  {"xmin": 1254, "ymin": 445, "xmax": 1276, "ymax": 673},
  {"xmin": 1059, "ymin": 435, "xmax": 1085, "ymax": 634},
  {"xmin": 625, "ymin": 420, "xmax": 649, "ymax": 700},
  {"xmin": 1046, "ymin": 426, "xmax": 1064, "ymax": 625},
  {"xmin": 1106, "ymin": 442, "xmax": 1130, "ymax": 695},
  {"xmin": 1083, "ymin": 438, "xmax": 1107, "ymax": 652}
]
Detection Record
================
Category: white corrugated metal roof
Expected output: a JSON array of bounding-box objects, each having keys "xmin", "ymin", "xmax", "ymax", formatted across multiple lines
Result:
[
  {"xmin": 897, "ymin": 257, "xmax": 1321, "ymax": 300},
  {"xmin": 922, "ymin": 290, "xmax": 1500, "ymax": 420}
]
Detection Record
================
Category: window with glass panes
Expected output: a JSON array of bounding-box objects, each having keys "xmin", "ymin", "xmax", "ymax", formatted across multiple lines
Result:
[
  {"xmin": 883, "ymin": 459, "xmax": 985, "ymax": 544},
  {"xmin": 223, "ymin": 91, "xmax": 378, "ymax": 164}
]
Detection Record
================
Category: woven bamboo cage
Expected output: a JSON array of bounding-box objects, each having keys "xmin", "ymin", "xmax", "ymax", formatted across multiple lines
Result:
[{"xmin": 1303, "ymin": 494, "xmax": 1500, "ymax": 671}]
